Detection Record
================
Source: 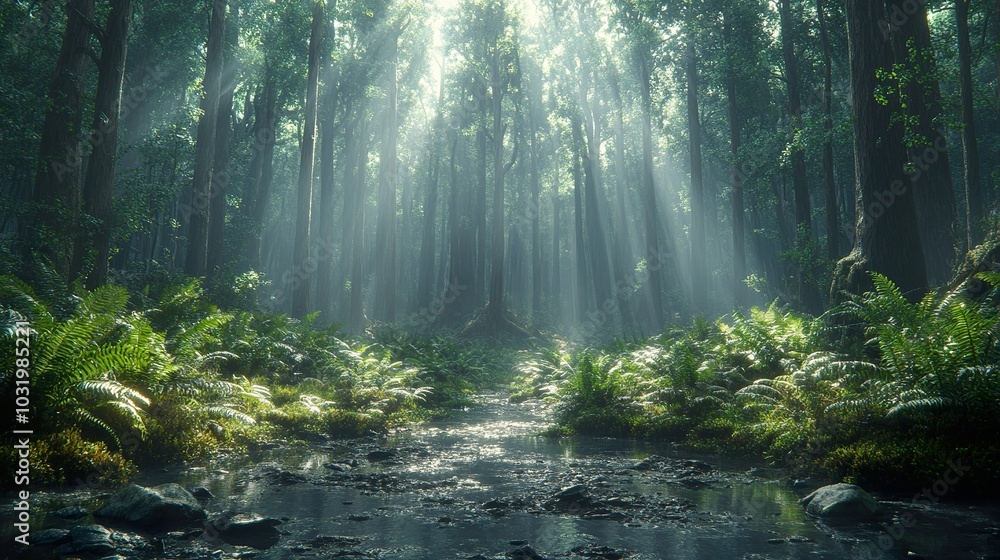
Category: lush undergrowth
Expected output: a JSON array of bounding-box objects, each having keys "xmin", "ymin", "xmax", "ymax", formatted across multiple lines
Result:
[
  {"xmin": 0, "ymin": 269, "xmax": 518, "ymax": 489},
  {"xmin": 513, "ymin": 273, "xmax": 1000, "ymax": 498}
]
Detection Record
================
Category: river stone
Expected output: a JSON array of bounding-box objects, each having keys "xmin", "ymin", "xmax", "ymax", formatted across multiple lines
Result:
[
  {"xmin": 95, "ymin": 483, "xmax": 206, "ymax": 526},
  {"xmin": 207, "ymin": 511, "xmax": 281, "ymax": 549},
  {"xmin": 552, "ymin": 484, "xmax": 587, "ymax": 501},
  {"xmin": 32, "ymin": 528, "xmax": 70, "ymax": 546},
  {"xmin": 509, "ymin": 544, "xmax": 545, "ymax": 559},
  {"xmin": 69, "ymin": 524, "xmax": 115, "ymax": 555},
  {"xmin": 799, "ymin": 483, "xmax": 879, "ymax": 518},
  {"xmin": 54, "ymin": 506, "xmax": 89, "ymax": 519},
  {"xmin": 189, "ymin": 487, "xmax": 214, "ymax": 500},
  {"xmin": 367, "ymin": 449, "xmax": 395, "ymax": 462}
]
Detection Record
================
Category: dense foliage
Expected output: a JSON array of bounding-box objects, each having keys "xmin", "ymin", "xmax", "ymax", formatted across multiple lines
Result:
[
  {"xmin": 0, "ymin": 268, "xmax": 517, "ymax": 487},
  {"xmin": 515, "ymin": 273, "xmax": 1000, "ymax": 494}
]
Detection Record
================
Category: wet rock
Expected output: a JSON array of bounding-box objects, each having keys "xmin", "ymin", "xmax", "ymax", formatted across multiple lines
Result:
[
  {"xmin": 95, "ymin": 483, "xmax": 206, "ymax": 527},
  {"xmin": 552, "ymin": 484, "xmax": 588, "ymax": 501},
  {"xmin": 799, "ymin": 483, "xmax": 879, "ymax": 518},
  {"xmin": 570, "ymin": 544, "xmax": 626, "ymax": 559},
  {"xmin": 253, "ymin": 463, "xmax": 308, "ymax": 485},
  {"xmin": 189, "ymin": 487, "xmax": 214, "ymax": 500},
  {"xmin": 482, "ymin": 498, "xmax": 509, "ymax": 510},
  {"xmin": 324, "ymin": 462, "xmax": 352, "ymax": 472},
  {"xmin": 32, "ymin": 528, "xmax": 70, "ymax": 546},
  {"xmin": 307, "ymin": 534, "xmax": 364, "ymax": 547},
  {"xmin": 367, "ymin": 449, "xmax": 396, "ymax": 462},
  {"xmin": 508, "ymin": 544, "xmax": 545, "ymax": 559},
  {"xmin": 207, "ymin": 511, "xmax": 281, "ymax": 549},
  {"xmin": 631, "ymin": 456, "xmax": 661, "ymax": 471},
  {"xmin": 54, "ymin": 506, "xmax": 88, "ymax": 519},
  {"xmin": 348, "ymin": 514, "xmax": 371, "ymax": 521},
  {"xmin": 792, "ymin": 478, "xmax": 820, "ymax": 490},
  {"xmin": 69, "ymin": 524, "xmax": 115, "ymax": 556},
  {"xmin": 681, "ymin": 459, "xmax": 713, "ymax": 473}
]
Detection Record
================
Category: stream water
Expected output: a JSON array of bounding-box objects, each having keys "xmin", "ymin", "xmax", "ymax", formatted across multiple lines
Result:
[{"xmin": 8, "ymin": 395, "xmax": 1000, "ymax": 559}]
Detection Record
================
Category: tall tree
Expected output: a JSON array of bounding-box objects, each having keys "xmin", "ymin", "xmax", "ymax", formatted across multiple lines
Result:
[
  {"xmin": 816, "ymin": 0, "xmax": 838, "ymax": 262},
  {"xmin": 315, "ymin": 5, "xmax": 339, "ymax": 317},
  {"xmin": 30, "ymin": 0, "xmax": 94, "ymax": 275},
  {"xmin": 290, "ymin": 1, "xmax": 323, "ymax": 318},
  {"xmin": 207, "ymin": 1, "xmax": 240, "ymax": 277},
  {"xmin": 184, "ymin": 0, "xmax": 227, "ymax": 277},
  {"xmin": 69, "ymin": 0, "xmax": 134, "ymax": 288},
  {"xmin": 375, "ymin": 24, "xmax": 403, "ymax": 322},
  {"xmin": 777, "ymin": 0, "xmax": 821, "ymax": 313},
  {"xmin": 955, "ymin": 0, "xmax": 983, "ymax": 248},
  {"xmin": 832, "ymin": 0, "xmax": 927, "ymax": 299},
  {"xmin": 722, "ymin": 7, "xmax": 746, "ymax": 307},
  {"xmin": 481, "ymin": 0, "xmax": 519, "ymax": 332},
  {"xmin": 686, "ymin": 39, "xmax": 708, "ymax": 313},
  {"xmin": 885, "ymin": 0, "xmax": 957, "ymax": 283}
]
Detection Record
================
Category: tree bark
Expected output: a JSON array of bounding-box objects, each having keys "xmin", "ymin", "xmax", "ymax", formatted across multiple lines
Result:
[
  {"xmin": 572, "ymin": 115, "xmax": 589, "ymax": 322},
  {"xmin": 245, "ymin": 71, "xmax": 277, "ymax": 269},
  {"xmin": 375, "ymin": 30, "xmax": 399, "ymax": 322},
  {"xmin": 816, "ymin": 0, "xmax": 839, "ymax": 263},
  {"xmin": 723, "ymin": 10, "xmax": 747, "ymax": 308},
  {"xmin": 70, "ymin": 0, "xmax": 133, "ymax": 288},
  {"xmin": 418, "ymin": 70, "xmax": 446, "ymax": 311},
  {"xmin": 315, "ymin": 9, "xmax": 339, "ymax": 317},
  {"xmin": 291, "ymin": 1, "xmax": 323, "ymax": 318},
  {"xmin": 955, "ymin": 0, "xmax": 982, "ymax": 248},
  {"xmin": 637, "ymin": 52, "xmax": 664, "ymax": 327},
  {"xmin": 832, "ymin": 0, "xmax": 927, "ymax": 300},
  {"xmin": 349, "ymin": 118, "xmax": 370, "ymax": 331},
  {"xmin": 32, "ymin": 0, "xmax": 94, "ymax": 275},
  {"xmin": 184, "ymin": 0, "xmax": 226, "ymax": 277},
  {"xmin": 778, "ymin": 0, "xmax": 822, "ymax": 314},
  {"xmin": 207, "ymin": 1, "xmax": 239, "ymax": 278},
  {"xmin": 885, "ymin": 0, "xmax": 957, "ymax": 284},
  {"xmin": 610, "ymin": 78, "xmax": 636, "ymax": 328},
  {"xmin": 484, "ymin": 47, "xmax": 514, "ymax": 328},
  {"xmin": 686, "ymin": 40, "xmax": 707, "ymax": 312}
]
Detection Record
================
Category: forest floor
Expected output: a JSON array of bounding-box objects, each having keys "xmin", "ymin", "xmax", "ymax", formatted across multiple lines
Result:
[{"xmin": 6, "ymin": 394, "xmax": 1000, "ymax": 559}]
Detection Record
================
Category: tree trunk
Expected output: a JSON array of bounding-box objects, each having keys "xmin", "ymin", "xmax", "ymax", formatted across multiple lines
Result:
[
  {"xmin": 291, "ymin": 1, "xmax": 323, "ymax": 318},
  {"xmin": 572, "ymin": 116, "xmax": 589, "ymax": 322},
  {"xmin": 955, "ymin": 0, "xmax": 982, "ymax": 248},
  {"xmin": 316, "ymin": 10, "xmax": 339, "ymax": 317},
  {"xmin": 374, "ymin": 31, "xmax": 399, "ymax": 322},
  {"xmin": 580, "ymin": 76, "xmax": 613, "ymax": 317},
  {"xmin": 246, "ymin": 72, "xmax": 277, "ymax": 269},
  {"xmin": 418, "ymin": 73, "xmax": 446, "ymax": 311},
  {"xmin": 70, "ymin": 0, "xmax": 133, "ymax": 288},
  {"xmin": 638, "ymin": 52, "xmax": 664, "ymax": 327},
  {"xmin": 349, "ymin": 118, "xmax": 370, "ymax": 331},
  {"xmin": 528, "ymin": 105, "xmax": 542, "ymax": 315},
  {"xmin": 184, "ymin": 0, "xmax": 226, "ymax": 277},
  {"xmin": 779, "ymin": 0, "xmax": 822, "ymax": 314},
  {"xmin": 723, "ymin": 10, "xmax": 747, "ymax": 308},
  {"xmin": 610, "ymin": 78, "xmax": 636, "ymax": 328},
  {"xmin": 484, "ymin": 48, "xmax": 513, "ymax": 328},
  {"xmin": 817, "ymin": 0, "xmax": 839, "ymax": 263},
  {"xmin": 551, "ymin": 126, "xmax": 562, "ymax": 319},
  {"xmin": 832, "ymin": 0, "xmax": 927, "ymax": 300},
  {"xmin": 31, "ymin": 0, "xmax": 94, "ymax": 275},
  {"xmin": 886, "ymin": 0, "xmax": 957, "ymax": 284},
  {"xmin": 207, "ymin": 2, "xmax": 239, "ymax": 278},
  {"xmin": 686, "ymin": 40, "xmax": 707, "ymax": 312}
]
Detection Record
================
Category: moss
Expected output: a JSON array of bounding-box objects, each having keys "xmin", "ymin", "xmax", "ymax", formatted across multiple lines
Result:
[{"xmin": 31, "ymin": 429, "xmax": 134, "ymax": 488}]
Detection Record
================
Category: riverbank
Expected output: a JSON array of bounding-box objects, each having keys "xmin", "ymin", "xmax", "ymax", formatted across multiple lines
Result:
[{"xmin": 4, "ymin": 395, "xmax": 1000, "ymax": 559}]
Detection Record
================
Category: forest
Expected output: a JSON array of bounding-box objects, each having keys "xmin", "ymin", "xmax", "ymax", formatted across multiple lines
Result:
[{"xmin": 2, "ymin": 0, "xmax": 1000, "ymax": 558}]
